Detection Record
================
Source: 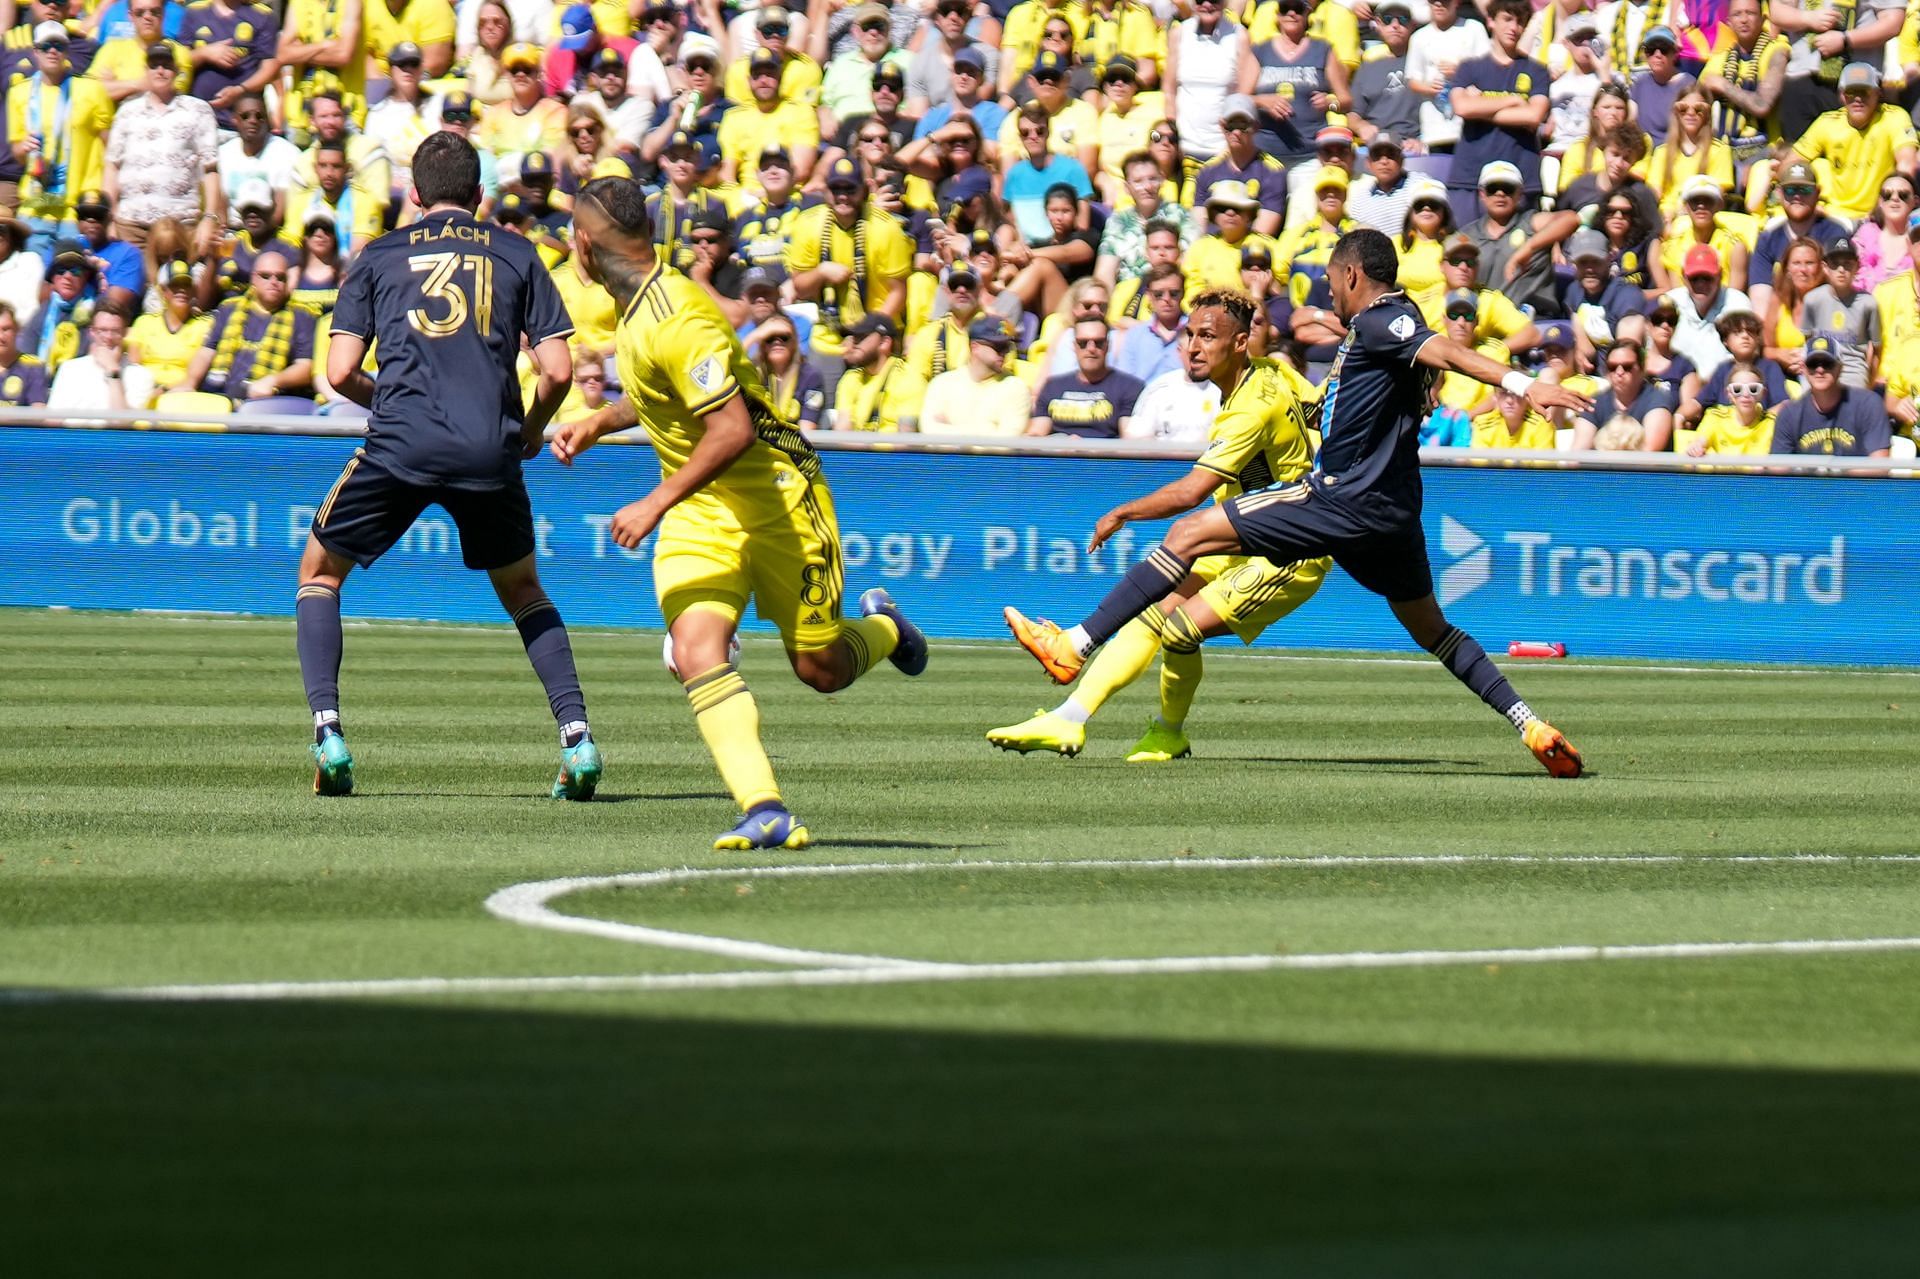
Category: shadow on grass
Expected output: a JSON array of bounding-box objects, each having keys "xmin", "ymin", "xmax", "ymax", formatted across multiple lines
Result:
[{"xmin": 1, "ymin": 997, "xmax": 1914, "ymax": 1277}]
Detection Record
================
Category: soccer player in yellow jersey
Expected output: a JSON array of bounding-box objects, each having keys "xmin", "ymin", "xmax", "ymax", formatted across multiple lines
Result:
[
  {"xmin": 551, "ymin": 177, "xmax": 929, "ymax": 850},
  {"xmin": 989, "ymin": 289, "xmax": 1331, "ymax": 761}
]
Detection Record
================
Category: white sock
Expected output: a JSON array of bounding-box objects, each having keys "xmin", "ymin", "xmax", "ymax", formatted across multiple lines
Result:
[
  {"xmin": 1066, "ymin": 624, "xmax": 1095, "ymax": 658},
  {"xmin": 1054, "ymin": 699, "xmax": 1092, "ymax": 724}
]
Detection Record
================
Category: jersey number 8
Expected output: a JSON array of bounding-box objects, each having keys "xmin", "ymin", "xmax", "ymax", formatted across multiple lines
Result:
[{"xmin": 406, "ymin": 252, "xmax": 495, "ymax": 338}]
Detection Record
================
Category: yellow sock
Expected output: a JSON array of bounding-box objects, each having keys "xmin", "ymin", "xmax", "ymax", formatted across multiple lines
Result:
[
  {"xmin": 683, "ymin": 663, "xmax": 781, "ymax": 811},
  {"xmin": 1158, "ymin": 646, "xmax": 1203, "ymax": 731},
  {"xmin": 1066, "ymin": 617, "xmax": 1163, "ymax": 719},
  {"xmin": 839, "ymin": 614, "xmax": 898, "ymax": 679}
]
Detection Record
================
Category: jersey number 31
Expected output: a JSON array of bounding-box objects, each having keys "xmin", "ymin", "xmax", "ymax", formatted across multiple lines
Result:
[{"xmin": 406, "ymin": 252, "xmax": 494, "ymax": 338}]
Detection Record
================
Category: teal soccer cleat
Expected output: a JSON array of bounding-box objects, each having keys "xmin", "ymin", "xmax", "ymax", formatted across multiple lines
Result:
[
  {"xmin": 715, "ymin": 805, "xmax": 813, "ymax": 851},
  {"xmin": 551, "ymin": 737, "xmax": 603, "ymax": 800},
  {"xmin": 310, "ymin": 732, "xmax": 354, "ymax": 797},
  {"xmin": 858, "ymin": 587, "xmax": 928, "ymax": 676}
]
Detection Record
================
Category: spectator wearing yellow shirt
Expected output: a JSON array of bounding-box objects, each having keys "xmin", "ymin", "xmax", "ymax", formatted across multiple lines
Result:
[
  {"xmin": 8, "ymin": 24, "xmax": 115, "ymax": 242},
  {"xmin": 1647, "ymin": 87, "xmax": 1736, "ymax": 217},
  {"xmin": 279, "ymin": 0, "xmax": 367, "ymax": 130},
  {"xmin": 996, "ymin": 50, "xmax": 1100, "ymax": 178},
  {"xmin": 724, "ymin": 7, "xmax": 822, "ymax": 107},
  {"xmin": 832, "ymin": 313, "xmax": 926, "ymax": 431},
  {"xmin": 1471, "ymin": 384, "xmax": 1559, "ymax": 449},
  {"xmin": 289, "ymin": 91, "xmax": 392, "ymax": 214},
  {"xmin": 128, "ymin": 257, "xmax": 211, "ymax": 396},
  {"xmin": 1183, "ymin": 180, "xmax": 1276, "ymax": 304},
  {"xmin": 1081, "ymin": 0, "xmax": 1162, "ymax": 86},
  {"xmin": 719, "ymin": 48, "xmax": 820, "ymax": 185},
  {"xmin": 1655, "ymin": 176, "xmax": 1747, "ymax": 291},
  {"xmin": 474, "ymin": 42, "xmax": 568, "ymax": 178},
  {"xmin": 1686, "ymin": 370, "xmax": 1776, "ymax": 455},
  {"xmin": 1793, "ymin": 62, "xmax": 1919, "ymax": 224},
  {"xmin": 287, "ymin": 140, "xmax": 383, "ymax": 254},
  {"xmin": 787, "ymin": 157, "xmax": 913, "ymax": 395},
  {"xmin": 906, "ymin": 262, "xmax": 987, "ymax": 381},
  {"xmin": 92, "ymin": 0, "xmax": 189, "ymax": 101},
  {"xmin": 1434, "ymin": 292, "xmax": 1505, "ymax": 419},
  {"xmin": 999, "ymin": 0, "xmax": 1090, "ymax": 97},
  {"xmin": 362, "ymin": 0, "xmax": 454, "ymax": 79},
  {"xmin": 920, "ymin": 313, "xmax": 1034, "ymax": 435},
  {"xmin": 547, "ymin": 245, "xmax": 617, "ymax": 360},
  {"xmin": 1092, "ymin": 55, "xmax": 1164, "ymax": 203},
  {"xmin": 1273, "ymin": 166, "xmax": 1356, "ymax": 277}
]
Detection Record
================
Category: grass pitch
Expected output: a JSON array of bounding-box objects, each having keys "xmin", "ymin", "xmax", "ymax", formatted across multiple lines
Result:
[{"xmin": 3, "ymin": 608, "xmax": 1919, "ymax": 1277}]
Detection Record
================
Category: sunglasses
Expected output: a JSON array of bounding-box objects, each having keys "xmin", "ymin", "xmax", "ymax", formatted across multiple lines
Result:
[
  {"xmin": 1781, "ymin": 184, "xmax": 1817, "ymax": 198},
  {"xmin": 1605, "ymin": 205, "xmax": 1632, "ymax": 217},
  {"xmin": 254, "ymin": 271, "xmax": 289, "ymax": 281},
  {"xmin": 1728, "ymin": 382, "xmax": 1764, "ymax": 396},
  {"xmin": 1482, "ymin": 184, "xmax": 1519, "ymax": 196},
  {"xmin": 1044, "ymin": 27, "xmax": 1071, "ymax": 39},
  {"xmin": 571, "ymin": 125, "xmax": 601, "ymax": 135},
  {"xmin": 34, "ymin": 41, "xmax": 64, "ymax": 52},
  {"xmin": 1445, "ymin": 310, "xmax": 1476, "ymax": 321},
  {"xmin": 690, "ymin": 233, "xmax": 724, "ymax": 244},
  {"xmin": 1146, "ymin": 286, "xmax": 1182, "ymax": 299},
  {"xmin": 1686, "ymin": 196, "xmax": 1718, "ymax": 208},
  {"xmin": 1884, "ymin": 188, "xmax": 1915, "ymax": 200},
  {"xmin": 1805, "ymin": 359, "xmax": 1839, "ymax": 372},
  {"xmin": 1676, "ymin": 104, "xmax": 1708, "ymax": 116},
  {"xmin": 1074, "ymin": 337, "xmax": 1108, "ymax": 349},
  {"xmin": 1412, "ymin": 200, "xmax": 1445, "ymax": 214},
  {"xmin": 858, "ymin": 18, "xmax": 888, "ymax": 31},
  {"xmin": 1149, "ymin": 129, "xmax": 1176, "ymax": 143},
  {"xmin": 1606, "ymin": 359, "xmax": 1639, "ymax": 371},
  {"xmin": 764, "ymin": 333, "xmax": 793, "ymax": 345},
  {"xmin": 859, "ymin": 133, "xmax": 889, "ymax": 144},
  {"xmin": 576, "ymin": 371, "xmax": 606, "ymax": 382},
  {"xmin": 1378, "ymin": 12, "xmax": 1410, "ymax": 23},
  {"xmin": 1223, "ymin": 119, "xmax": 1252, "ymax": 132},
  {"xmin": 1034, "ymin": 72, "xmax": 1063, "ymax": 85},
  {"xmin": 1019, "ymin": 125, "xmax": 1047, "ymax": 138},
  {"xmin": 1650, "ymin": 314, "xmax": 1677, "ymax": 326},
  {"xmin": 762, "ymin": 23, "xmax": 788, "ymax": 37}
]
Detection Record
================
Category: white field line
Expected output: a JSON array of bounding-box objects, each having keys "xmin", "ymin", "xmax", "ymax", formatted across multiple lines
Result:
[
  {"xmin": 9, "ymin": 854, "xmax": 1919, "ymax": 1005},
  {"xmin": 10, "ymin": 935, "xmax": 1920, "ymax": 1005},
  {"xmin": 56, "ymin": 608, "xmax": 1920, "ymax": 679}
]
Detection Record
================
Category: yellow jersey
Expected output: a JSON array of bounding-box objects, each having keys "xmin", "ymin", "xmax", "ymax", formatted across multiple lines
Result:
[
  {"xmin": 1438, "ymin": 339, "xmax": 1509, "ymax": 412},
  {"xmin": 997, "ymin": 98, "xmax": 1102, "ymax": 163},
  {"xmin": 8, "ymin": 75, "xmax": 115, "ymax": 221},
  {"xmin": 1094, "ymin": 93, "xmax": 1165, "ymax": 184},
  {"xmin": 1659, "ymin": 222, "xmax": 1745, "ymax": 285},
  {"xmin": 786, "ymin": 203, "xmax": 914, "ymax": 358},
  {"xmin": 1794, "ymin": 103, "xmax": 1919, "ymax": 221},
  {"xmin": 1398, "ymin": 236, "xmax": 1447, "ymax": 322},
  {"xmin": 91, "ymin": 36, "xmax": 190, "ymax": 92},
  {"xmin": 906, "ymin": 314, "xmax": 975, "ymax": 381},
  {"xmin": 1647, "ymin": 138, "xmax": 1737, "ymax": 214},
  {"xmin": 362, "ymin": 0, "xmax": 455, "ymax": 77},
  {"xmin": 1195, "ymin": 358, "xmax": 1314, "ymax": 500},
  {"xmin": 1874, "ymin": 269, "xmax": 1920, "ymax": 373},
  {"xmin": 549, "ymin": 257, "xmax": 619, "ymax": 354},
  {"xmin": 1693, "ymin": 405, "xmax": 1776, "ymax": 455},
  {"xmin": 614, "ymin": 263, "xmax": 823, "ymax": 502},
  {"xmin": 716, "ymin": 99, "xmax": 821, "ymax": 177},
  {"xmin": 128, "ymin": 311, "xmax": 213, "ymax": 390},
  {"xmin": 283, "ymin": 0, "xmax": 369, "ymax": 125},
  {"xmin": 1182, "ymin": 232, "xmax": 1277, "ymax": 305},
  {"xmin": 834, "ymin": 358, "xmax": 928, "ymax": 432},
  {"xmin": 722, "ymin": 51, "xmax": 823, "ymax": 108},
  {"xmin": 1471, "ymin": 408, "xmax": 1558, "ymax": 450},
  {"xmin": 1079, "ymin": 1, "xmax": 1163, "ymax": 77},
  {"xmin": 1001, "ymin": 0, "xmax": 1090, "ymax": 87}
]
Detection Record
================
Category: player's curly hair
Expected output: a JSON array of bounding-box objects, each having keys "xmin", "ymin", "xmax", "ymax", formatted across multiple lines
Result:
[
  {"xmin": 578, "ymin": 175, "xmax": 653, "ymax": 240},
  {"xmin": 1188, "ymin": 288, "xmax": 1257, "ymax": 333},
  {"xmin": 1329, "ymin": 228, "xmax": 1399, "ymax": 286}
]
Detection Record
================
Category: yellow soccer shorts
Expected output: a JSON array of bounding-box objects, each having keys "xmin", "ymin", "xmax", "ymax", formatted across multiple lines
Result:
[
  {"xmin": 1192, "ymin": 552, "xmax": 1332, "ymax": 644},
  {"xmin": 651, "ymin": 479, "xmax": 846, "ymax": 652}
]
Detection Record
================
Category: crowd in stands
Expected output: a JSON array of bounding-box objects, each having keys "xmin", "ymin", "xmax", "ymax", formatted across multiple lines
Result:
[{"xmin": 0, "ymin": 0, "xmax": 1914, "ymax": 457}]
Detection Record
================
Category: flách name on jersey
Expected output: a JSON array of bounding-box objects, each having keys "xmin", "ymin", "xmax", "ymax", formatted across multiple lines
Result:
[{"xmin": 407, "ymin": 221, "xmax": 494, "ymax": 247}]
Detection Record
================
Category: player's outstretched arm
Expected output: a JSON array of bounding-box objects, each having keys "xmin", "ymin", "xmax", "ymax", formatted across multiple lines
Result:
[
  {"xmin": 1414, "ymin": 333, "xmax": 1594, "ymax": 417},
  {"xmin": 1086, "ymin": 468, "xmax": 1223, "ymax": 553},
  {"xmin": 549, "ymin": 396, "xmax": 638, "ymax": 466},
  {"xmin": 520, "ymin": 337, "xmax": 575, "ymax": 457},
  {"xmin": 608, "ymin": 395, "xmax": 756, "ymax": 549}
]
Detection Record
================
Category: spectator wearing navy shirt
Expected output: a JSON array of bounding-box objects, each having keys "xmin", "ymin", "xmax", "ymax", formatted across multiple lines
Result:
[
  {"xmin": 1031, "ymin": 315, "xmax": 1143, "ymax": 437},
  {"xmin": 1574, "ymin": 338, "xmax": 1675, "ymax": 450},
  {"xmin": 1772, "ymin": 334, "xmax": 1893, "ymax": 456},
  {"xmin": 1445, "ymin": 0, "xmax": 1549, "ymax": 221}
]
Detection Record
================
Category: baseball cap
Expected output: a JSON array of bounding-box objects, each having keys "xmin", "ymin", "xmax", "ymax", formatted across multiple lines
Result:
[
  {"xmin": 32, "ymin": 21, "xmax": 68, "ymax": 45},
  {"xmin": 235, "ymin": 178, "xmax": 274, "ymax": 212},
  {"xmin": 494, "ymin": 192, "xmax": 531, "ymax": 223},
  {"xmin": 758, "ymin": 143, "xmax": 793, "ymax": 169},
  {"xmin": 952, "ymin": 45, "xmax": 986, "ymax": 74},
  {"xmin": 1314, "ymin": 166, "xmax": 1350, "ymax": 194},
  {"xmin": 690, "ymin": 203, "xmax": 730, "ymax": 233},
  {"xmin": 1824, "ymin": 234, "xmax": 1860, "ymax": 261},
  {"xmin": 1377, "ymin": 0, "xmax": 1413, "ymax": 13},
  {"xmin": 825, "ymin": 156, "xmax": 862, "ymax": 189},
  {"xmin": 1536, "ymin": 318, "xmax": 1573, "ymax": 349},
  {"xmin": 694, "ymin": 136, "xmax": 722, "ymax": 170},
  {"xmin": 303, "ymin": 205, "xmax": 338, "ymax": 234},
  {"xmin": 47, "ymin": 239, "xmax": 90, "ymax": 274},
  {"xmin": 749, "ymin": 46, "xmax": 781, "ymax": 74},
  {"xmin": 850, "ymin": 0, "xmax": 890, "ymax": 23},
  {"xmin": 1566, "ymin": 228, "xmax": 1608, "ymax": 261},
  {"xmin": 1030, "ymin": 49, "xmax": 1069, "ymax": 80},
  {"xmin": 1205, "ymin": 179, "xmax": 1259, "ymax": 211},
  {"xmin": 664, "ymin": 128, "xmax": 697, "ymax": 154},
  {"xmin": 590, "ymin": 47, "xmax": 624, "ymax": 74},
  {"xmin": 1240, "ymin": 242, "xmax": 1273, "ymax": 270},
  {"xmin": 969, "ymin": 314, "xmax": 1019, "ymax": 347},
  {"xmin": 520, "ymin": 150, "xmax": 555, "ymax": 179},
  {"xmin": 1641, "ymin": 24, "xmax": 1677, "ymax": 50},
  {"xmin": 944, "ymin": 262, "xmax": 981, "ymax": 289},
  {"xmin": 1443, "ymin": 232, "xmax": 1480, "ymax": 260},
  {"xmin": 1678, "ymin": 175, "xmax": 1726, "ymax": 208},
  {"xmin": 440, "ymin": 89, "xmax": 475, "ymax": 121},
  {"xmin": 73, "ymin": 188, "xmax": 111, "ymax": 217},
  {"xmin": 1443, "ymin": 287, "xmax": 1479, "ymax": 318},
  {"xmin": 1103, "ymin": 54, "xmax": 1139, "ymax": 83},
  {"xmin": 1683, "ymin": 244, "xmax": 1721, "ymax": 278},
  {"xmin": 845, "ymin": 312, "xmax": 899, "ymax": 340},
  {"xmin": 1838, "ymin": 61, "xmax": 1881, "ymax": 92},
  {"xmin": 160, "ymin": 257, "xmax": 193, "ymax": 286},
  {"xmin": 872, "ymin": 61, "xmax": 906, "ymax": 90},
  {"xmin": 1369, "ymin": 131, "xmax": 1405, "ymax": 155},
  {"xmin": 1803, "ymin": 333, "xmax": 1842, "ymax": 366},
  {"xmin": 939, "ymin": 165, "xmax": 993, "ymax": 208},
  {"xmin": 1219, "ymin": 94, "xmax": 1257, "ymax": 126},
  {"xmin": 756, "ymin": 4, "xmax": 791, "ymax": 29},
  {"xmin": 679, "ymin": 34, "xmax": 721, "ymax": 67},
  {"xmin": 1478, "ymin": 160, "xmax": 1523, "ymax": 189},
  {"xmin": 742, "ymin": 265, "xmax": 782, "ymax": 294},
  {"xmin": 1405, "ymin": 176, "xmax": 1448, "ymax": 207},
  {"xmin": 1564, "ymin": 11, "xmax": 1598, "ymax": 38},
  {"xmin": 1777, "ymin": 160, "xmax": 1819, "ymax": 189},
  {"xmin": 557, "ymin": 4, "xmax": 597, "ymax": 51},
  {"xmin": 388, "ymin": 40, "xmax": 423, "ymax": 67},
  {"xmin": 145, "ymin": 40, "xmax": 175, "ymax": 67},
  {"xmin": 968, "ymin": 226, "xmax": 999, "ymax": 256},
  {"xmin": 501, "ymin": 42, "xmax": 542, "ymax": 70},
  {"xmin": 1315, "ymin": 125, "xmax": 1354, "ymax": 149}
]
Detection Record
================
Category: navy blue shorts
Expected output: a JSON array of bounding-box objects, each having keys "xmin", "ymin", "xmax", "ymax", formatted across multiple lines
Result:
[
  {"xmin": 1222, "ymin": 482, "xmax": 1434, "ymax": 604},
  {"xmin": 310, "ymin": 451, "xmax": 535, "ymax": 571}
]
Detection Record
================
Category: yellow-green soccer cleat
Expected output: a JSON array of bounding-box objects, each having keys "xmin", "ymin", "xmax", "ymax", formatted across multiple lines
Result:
[
  {"xmin": 986, "ymin": 710, "xmax": 1086, "ymax": 757},
  {"xmin": 715, "ymin": 806, "xmax": 814, "ymax": 851},
  {"xmin": 1126, "ymin": 720, "xmax": 1191, "ymax": 763}
]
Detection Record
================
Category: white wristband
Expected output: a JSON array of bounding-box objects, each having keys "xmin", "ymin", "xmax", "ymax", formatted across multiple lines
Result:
[{"xmin": 1501, "ymin": 371, "xmax": 1536, "ymax": 397}]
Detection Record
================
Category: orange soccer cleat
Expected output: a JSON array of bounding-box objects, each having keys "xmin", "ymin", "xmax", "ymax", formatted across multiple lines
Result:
[
  {"xmin": 1003, "ymin": 606, "xmax": 1085, "ymax": 684},
  {"xmin": 1522, "ymin": 719, "xmax": 1585, "ymax": 779}
]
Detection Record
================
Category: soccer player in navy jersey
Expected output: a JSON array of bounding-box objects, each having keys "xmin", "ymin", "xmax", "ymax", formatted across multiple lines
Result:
[
  {"xmin": 295, "ymin": 132, "xmax": 601, "ymax": 800},
  {"xmin": 1007, "ymin": 228, "xmax": 1591, "ymax": 777}
]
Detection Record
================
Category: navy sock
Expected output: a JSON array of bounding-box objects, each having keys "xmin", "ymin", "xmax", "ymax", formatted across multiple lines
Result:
[
  {"xmin": 1079, "ymin": 546, "xmax": 1193, "ymax": 650},
  {"xmin": 296, "ymin": 582, "xmax": 343, "ymax": 732},
  {"xmin": 1426, "ymin": 626, "xmax": 1532, "ymax": 731},
  {"xmin": 512, "ymin": 597, "xmax": 589, "ymax": 739}
]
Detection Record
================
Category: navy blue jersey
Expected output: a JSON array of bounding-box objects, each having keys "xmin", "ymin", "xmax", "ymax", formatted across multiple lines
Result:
[
  {"xmin": 1453, "ymin": 54, "xmax": 1550, "ymax": 192},
  {"xmin": 1315, "ymin": 291, "xmax": 1437, "ymax": 516},
  {"xmin": 331, "ymin": 209, "xmax": 574, "ymax": 491}
]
